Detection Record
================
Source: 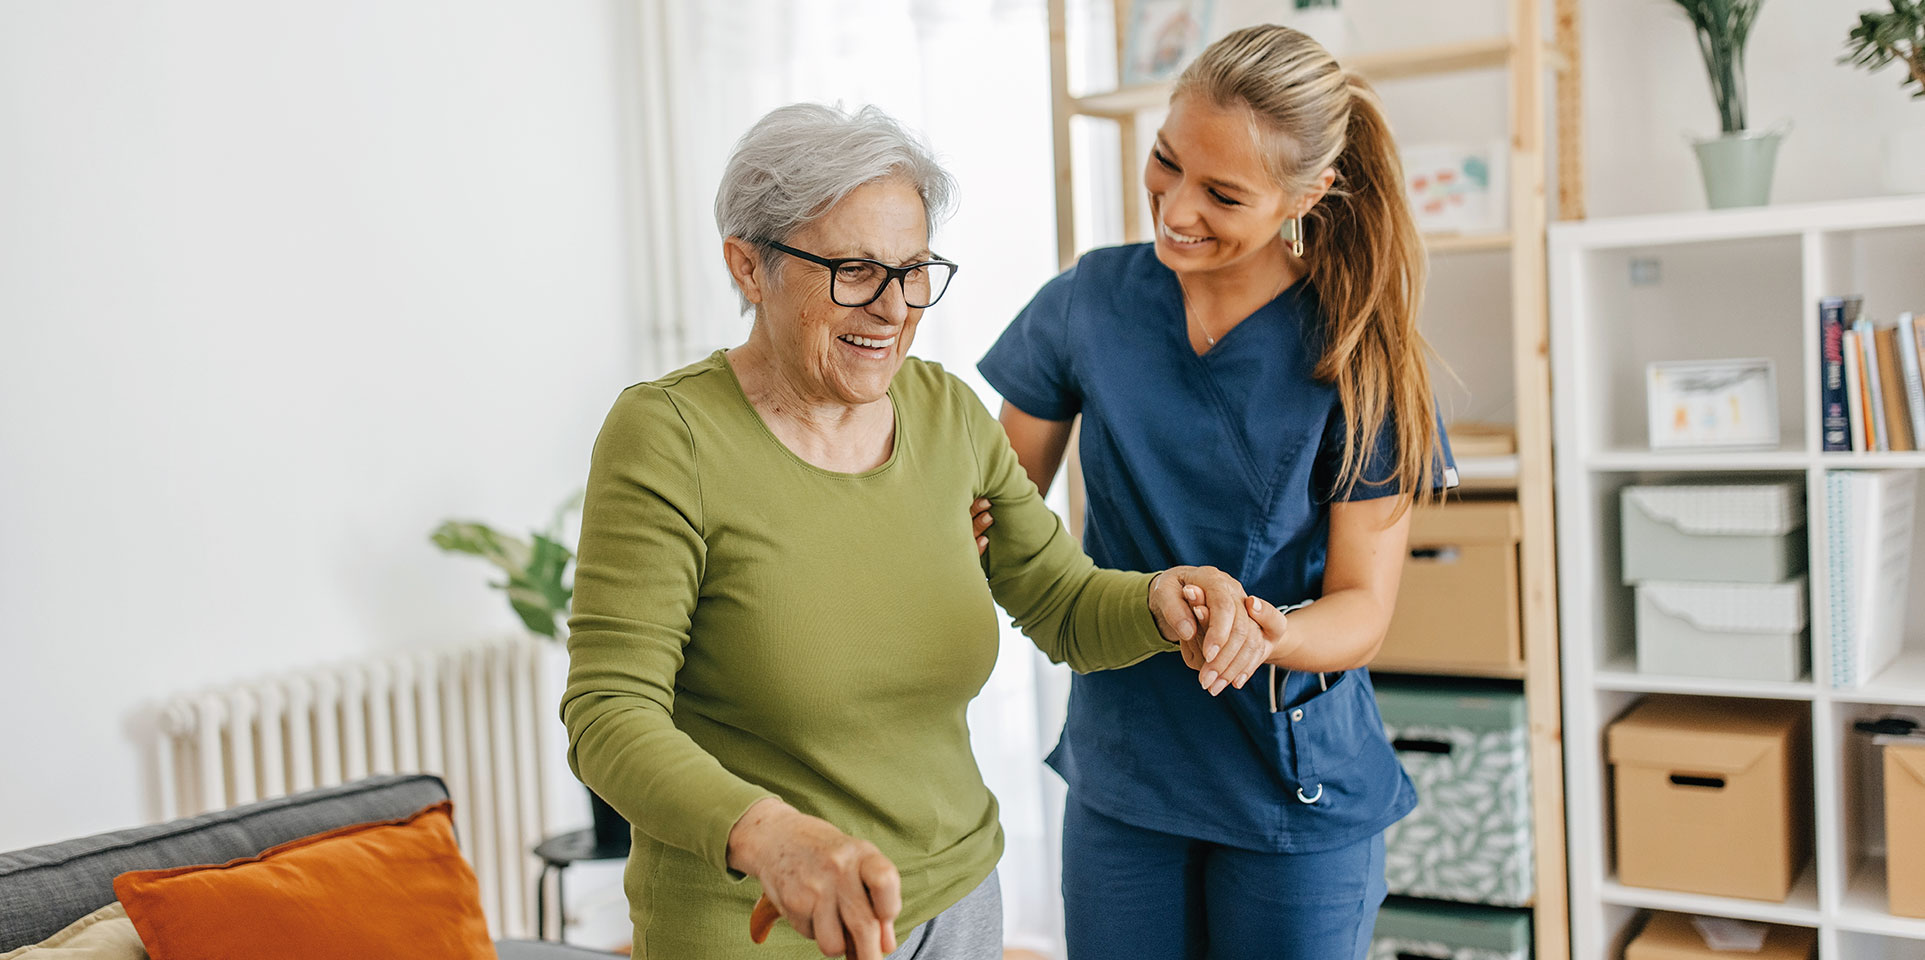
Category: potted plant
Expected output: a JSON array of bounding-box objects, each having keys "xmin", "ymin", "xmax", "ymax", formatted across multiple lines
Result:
[
  {"xmin": 432, "ymin": 496, "xmax": 629, "ymax": 853},
  {"xmin": 1671, "ymin": 0, "xmax": 1782, "ymax": 208},
  {"xmin": 1842, "ymin": 0, "xmax": 1925, "ymax": 193}
]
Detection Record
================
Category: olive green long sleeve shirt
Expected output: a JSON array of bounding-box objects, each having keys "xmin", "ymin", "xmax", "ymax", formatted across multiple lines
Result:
[{"xmin": 560, "ymin": 352, "xmax": 1171, "ymax": 958}]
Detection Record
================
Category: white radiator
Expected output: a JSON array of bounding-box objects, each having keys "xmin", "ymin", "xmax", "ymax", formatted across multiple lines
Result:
[{"xmin": 154, "ymin": 637, "xmax": 549, "ymax": 939}]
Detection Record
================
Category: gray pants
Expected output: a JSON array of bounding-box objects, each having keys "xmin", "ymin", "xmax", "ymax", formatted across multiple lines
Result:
[{"xmin": 886, "ymin": 871, "xmax": 1002, "ymax": 960}]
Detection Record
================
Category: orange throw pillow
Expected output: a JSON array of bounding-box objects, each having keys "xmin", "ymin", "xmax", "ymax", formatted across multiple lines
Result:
[{"xmin": 112, "ymin": 800, "xmax": 495, "ymax": 960}]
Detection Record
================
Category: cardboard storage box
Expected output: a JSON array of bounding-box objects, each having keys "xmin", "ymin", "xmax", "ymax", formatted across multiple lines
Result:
[
  {"xmin": 1887, "ymin": 741, "xmax": 1925, "ymax": 918},
  {"xmin": 1624, "ymin": 912, "xmax": 1814, "ymax": 960},
  {"xmin": 1377, "ymin": 681, "xmax": 1532, "ymax": 906},
  {"xmin": 1369, "ymin": 898, "xmax": 1529, "ymax": 960},
  {"xmin": 1608, "ymin": 696, "xmax": 1810, "ymax": 901},
  {"xmin": 1621, "ymin": 484, "xmax": 1806, "ymax": 585},
  {"xmin": 1634, "ymin": 577, "xmax": 1809, "ymax": 682},
  {"xmin": 1376, "ymin": 500, "xmax": 1522, "ymax": 675}
]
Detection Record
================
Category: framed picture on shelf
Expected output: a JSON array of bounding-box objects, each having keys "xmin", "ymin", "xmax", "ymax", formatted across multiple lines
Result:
[
  {"xmin": 1121, "ymin": 0, "xmax": 1215, "ymax": 85},
  {"xmin": 1402, "ymin": 141, "xmax": 1509, "ymax": 236},
  {"xmin": 1645, "ymin": 358, "xmax": 1781, "ymax": 450}
]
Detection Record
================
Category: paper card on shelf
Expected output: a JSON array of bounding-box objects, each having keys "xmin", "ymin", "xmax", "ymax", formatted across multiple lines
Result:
[
  {"xmin": 1645, "ymin": 359, "xmax": 1780, "ymax": 450},
  {"xmin": 1690, "ymin": 916, "xmax": 1769, "ymax": 952},
  {"xmin": 1402, "ymin": 141, "xmax": 1509, "ymax": 236},
  {"xmin": 1121, "ymin": 0, "xmax": 1215, "ymax": 85}
]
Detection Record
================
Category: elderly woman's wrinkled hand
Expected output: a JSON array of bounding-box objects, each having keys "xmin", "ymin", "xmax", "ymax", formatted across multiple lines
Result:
[
  {"xmin": 728, "ymin": 798, "xmax": 901, "ymax": 960},
  {"xmin": 1148, "ymin": 567, "xmax": 1288, "ymax": 696},
  {"xmin": 1181, "ymin": 587, "xmax": 1297, "ymax": 696}
]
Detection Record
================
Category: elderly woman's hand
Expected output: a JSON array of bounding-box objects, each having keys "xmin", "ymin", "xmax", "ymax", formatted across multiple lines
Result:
[
  {"xmin": 1180, "ymin": 588, "xmax": 1302, "ymax": 695},
  {"xmin": 728, "ymin": 798, "xmax": 901, "ymax": 959},
  {"xmin": 1148, "ymin": 567, "xmax": 1281, "ymax": 696}
]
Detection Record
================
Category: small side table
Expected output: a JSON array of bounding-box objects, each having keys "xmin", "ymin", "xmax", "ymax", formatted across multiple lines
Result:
[{"xmin": 533, "ymin": 829, "xmax": 630, "ymax": 942}]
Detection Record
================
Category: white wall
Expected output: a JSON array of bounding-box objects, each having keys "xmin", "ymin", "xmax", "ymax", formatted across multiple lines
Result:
[
  {"xmin": 0, "ymin": 1, "xmax": 637, "ymax": 851},
  {"xmin": 1583, "ymin": 0, "xmax": 1924, "ymax": 218}
]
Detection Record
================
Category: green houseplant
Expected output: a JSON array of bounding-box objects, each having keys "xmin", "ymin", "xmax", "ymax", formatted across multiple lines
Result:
[
  {"xmin": 429, "ymin": 495, "xmax": 578, "ymax": 640},
  {"xmin": 1670, "ymin": 0, "xmax": 1783, "ymax": 208},
  {"xmin": 432, "ymin": 495, "xmax": 630, "ymax": 852},
  {"xmin": 1843, "ymin": 0, "xmax": 1925, "ymax": 99},
  {"xmin": 1843, "ymin": 0, "xmax": 1925, "ymax": 192}
]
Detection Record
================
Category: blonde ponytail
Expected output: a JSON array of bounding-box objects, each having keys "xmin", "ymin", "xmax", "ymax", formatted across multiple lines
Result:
[{"xmin": 1175, "ymin": 27, "xmax": 1442, "ymax": 510}]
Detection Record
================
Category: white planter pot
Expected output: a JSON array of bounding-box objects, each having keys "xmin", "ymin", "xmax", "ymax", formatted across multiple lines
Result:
[{"xmin": 1692, "ymin": 128, "xmax": 1785, "ymax": 209}]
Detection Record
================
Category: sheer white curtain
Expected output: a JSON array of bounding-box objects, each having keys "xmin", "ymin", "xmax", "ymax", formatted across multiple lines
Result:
[{"xmin": 623, "ymin": 1, "xmax": 1074, "ymax": 954}]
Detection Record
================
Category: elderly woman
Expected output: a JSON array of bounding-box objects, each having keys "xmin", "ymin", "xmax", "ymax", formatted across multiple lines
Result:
[{"xmin": 561, "ymin": 103, "xmax": 1289, "ymax": 960}]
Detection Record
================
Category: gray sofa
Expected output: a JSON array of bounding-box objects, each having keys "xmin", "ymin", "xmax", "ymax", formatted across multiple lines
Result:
[{"xmin": 0, "ymin": 773, "xmax": 609, "ymax": 957}]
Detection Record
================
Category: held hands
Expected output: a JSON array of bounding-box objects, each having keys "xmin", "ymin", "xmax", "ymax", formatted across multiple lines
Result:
[
  {"xmin": 966, "ymin": 499, "xmax": 1295, "ymax": 695},
  {"xmin": 1148, "ymin": 567, "xmax": 1298, "ymax": 696},
  {"xmin": 729, "ymin": 798, "xmax": 902, "ymax": 959}
]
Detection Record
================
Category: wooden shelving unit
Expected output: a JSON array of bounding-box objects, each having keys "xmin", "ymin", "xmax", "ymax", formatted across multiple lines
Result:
[
  {"xmin": 1550, "ymin": 196, "xmax": 1925, "ymax": 959},
  {"xmin": 1043, "ymin": 3, "xmax": 1583, "ymax": 958}
]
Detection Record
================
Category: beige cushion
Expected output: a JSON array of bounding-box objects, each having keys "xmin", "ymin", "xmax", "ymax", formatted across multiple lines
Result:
[{"xmin": 0, "ymin": 904, "xmax": 147, "ymax": 959}]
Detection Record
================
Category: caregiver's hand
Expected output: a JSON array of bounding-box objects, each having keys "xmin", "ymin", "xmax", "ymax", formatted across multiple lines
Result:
[
  {"xmin": 1149, "ymin": 566, "xmax": 1262, "ymax": 696},
  {"xmin": 1181, "ymin": 589, "xmax": 1302, "ymax": 694},
  {"xmin": 970, "ymin": 497, "xmax": 994, "ymax": 555},
  {"xmin": 729, "ymin": 798, "xmax": 901, "ymax": 959}
]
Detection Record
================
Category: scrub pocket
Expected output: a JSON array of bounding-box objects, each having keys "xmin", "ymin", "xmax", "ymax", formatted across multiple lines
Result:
[{"xmin": 1273, "ymin": 670, "xmax": 1409, "ymax": 827}]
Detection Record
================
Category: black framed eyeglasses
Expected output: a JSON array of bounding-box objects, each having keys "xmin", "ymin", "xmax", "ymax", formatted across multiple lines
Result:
[{"xmin": 759, "ymin": 239, "xmax": 959, "ymax": 309}]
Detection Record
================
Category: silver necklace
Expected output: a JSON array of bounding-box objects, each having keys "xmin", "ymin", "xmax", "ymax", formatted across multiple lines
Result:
[{"xmin": 1188, "ymin": 271, "xmax": 1293, "ymax": 346}]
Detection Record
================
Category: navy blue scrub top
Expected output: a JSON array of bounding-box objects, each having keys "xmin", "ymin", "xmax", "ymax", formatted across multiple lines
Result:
[{"xmin": 979, "ymin": 243, "xmax": 1456, "ymax": 854}]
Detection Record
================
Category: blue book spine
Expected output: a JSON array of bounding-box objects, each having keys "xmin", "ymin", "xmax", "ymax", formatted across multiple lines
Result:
[{"xmin": 1820, "ymin": 297, "xmax": 1851, "ymax": 452}]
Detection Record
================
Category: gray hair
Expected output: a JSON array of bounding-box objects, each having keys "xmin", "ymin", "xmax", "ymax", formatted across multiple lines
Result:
[{"xmin": 714, "ymin": 103, "xmax": 958, "ymax": 312}]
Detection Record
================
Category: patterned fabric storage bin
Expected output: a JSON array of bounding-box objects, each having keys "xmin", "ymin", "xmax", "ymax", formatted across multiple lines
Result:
[
  {"xmin": 1376, "ymin": 681, "xmax": 1533, "ymax": 907},
  {"xmin": 1370, "ymin": 898, "xmax": 1531, "ymax": 960}
]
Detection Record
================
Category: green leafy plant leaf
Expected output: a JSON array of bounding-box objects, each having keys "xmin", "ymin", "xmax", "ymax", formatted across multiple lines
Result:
[
  {"xmin": 1669, "ymin": 0, "xmax": 1765, "ymax": 133},
  {"xmin": 1843, "ymin": 0, "xmax": 1925, "ymax": 99},
  {"xmin": 431, "ymin": 495, "xmax": 580, "ymax": 640}
]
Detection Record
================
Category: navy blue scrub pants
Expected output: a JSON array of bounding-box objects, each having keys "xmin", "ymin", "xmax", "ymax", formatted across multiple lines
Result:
[{"xmin": 1062, "ymin": 797, "xmax": 1387, "ymax": 960}]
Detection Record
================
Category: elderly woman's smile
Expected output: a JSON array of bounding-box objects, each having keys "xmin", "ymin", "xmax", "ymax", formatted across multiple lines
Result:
[{"xmin": 756, "ymin": 177, "xmax": 930, "ymax": 407}]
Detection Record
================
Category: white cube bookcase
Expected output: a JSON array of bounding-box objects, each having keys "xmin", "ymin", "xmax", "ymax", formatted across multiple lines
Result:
[{"xmin": 1551, "ymin": 195, "xmax": 1925, "ymax": 960}]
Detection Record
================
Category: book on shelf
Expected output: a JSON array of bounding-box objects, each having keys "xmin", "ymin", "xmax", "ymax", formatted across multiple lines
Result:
[
  {"xmin": 1900, "ymin": 312, "xmax": 1925, "ymax": 448},
  {"xmin": 1819, "ymin": 297, "xmax": 1855, "ymax": 452},
  {"xmin": 1858, "ymin": 314, "xmax": 1892, "ymax": 452},
  {"xmin": 1877, "ymin": 323, "xmax": 1917, "ymax": 452},
  {"xmin": 1827, "ymin": 469, "xmax": 1917, "ymax": 687},
  {"xmin": 1443, "ymin": 420, "xmax": 1516, "ymax": 458},
  {"xmin": 1846, "ymin": 329, "xmax": 1869, "ymax": 453}
]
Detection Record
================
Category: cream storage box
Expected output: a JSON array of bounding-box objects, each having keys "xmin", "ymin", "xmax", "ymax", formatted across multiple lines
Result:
[
  {"xmin": 1621, "ymin": 483, "xmax": 1806, "ymax": 584},
  {"xmin": 1886, "ymin": 740, "xmax": 1925, "ymax": 918},
  {"xmin": 1607, "ymin": 696, "xmax": 1810, "ymax": 902},
  {"xmin": 1634, "ymin": 577, "xmax": 1809, "ymax": 682},
  {"xmin": 1376, "ymin": 500, "xmax": 1523, "ymax": 676},
  {"xmin": 1623, "ymin": 912, "xmax": 1814, "ymax": 960}
]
